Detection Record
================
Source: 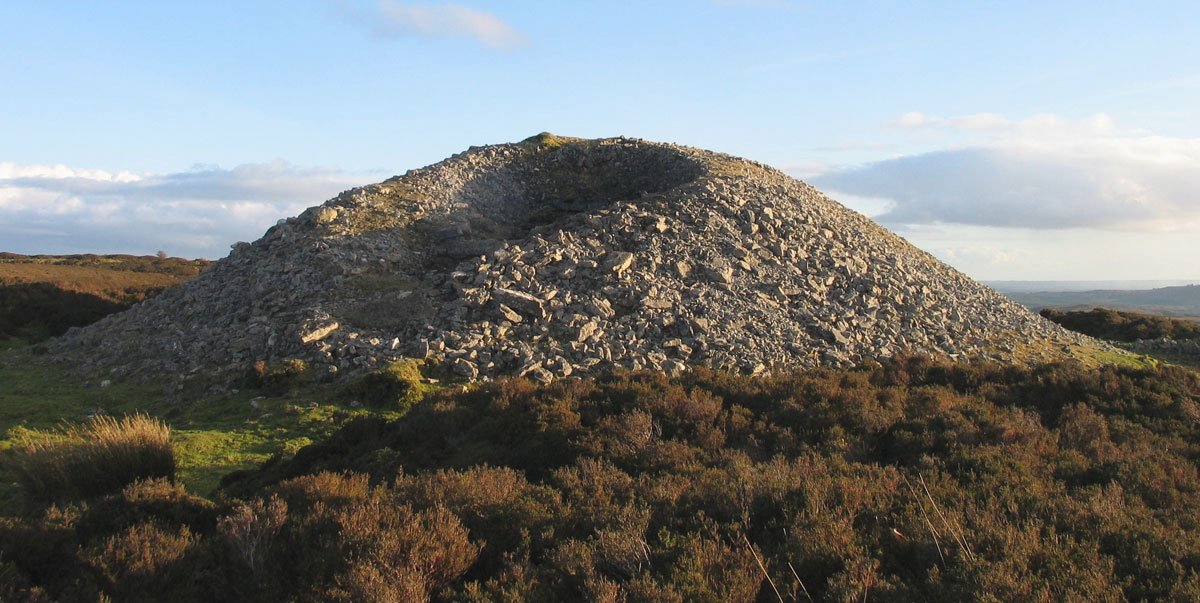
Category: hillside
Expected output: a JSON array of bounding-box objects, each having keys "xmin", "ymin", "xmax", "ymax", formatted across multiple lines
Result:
[
  {"xmin": 0, "ymin": 253, "xmax": 211, "ymax": 343},
  {"xmin": 1006, "ymin": 284, "xmax": 1200, "ymax": 318},
  {"xmin": 5, "ymin": 134, "xmax": 1175, "ymax": 601},
  {"xmin": 1041, "ymin": 307, "xmax": 1200, "ymax": 342}
]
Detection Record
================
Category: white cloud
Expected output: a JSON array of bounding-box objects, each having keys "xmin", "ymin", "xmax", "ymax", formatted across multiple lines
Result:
[
  {"xmin": 887, "ymin": 224, "xmax": 1200, "ymax": 281},
  {"xmin": 887, "ymin": 111, "xmax": 943, "ymax": 129},
  {"xmin": 352, "ymin": 2, "xmax": 528, "ymax": 50},
  {"xmin": 813, "ymin": 113, "xmax": 1200, "ymax": 232},
  {"xmin": 0, "ymin": 161, "xmax": 380, "ymax": 259}
]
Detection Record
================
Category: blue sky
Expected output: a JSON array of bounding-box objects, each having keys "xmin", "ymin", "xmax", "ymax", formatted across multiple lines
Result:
[{"xmin": 2, "ymin": 1, "xmax": 1199, "ymax": 281}]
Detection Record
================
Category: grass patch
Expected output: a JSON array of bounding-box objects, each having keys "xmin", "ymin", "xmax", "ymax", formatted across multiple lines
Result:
[
  {"xmin": 0, "ymin": 346, "xmax": 439, "ymax": 512},
  {"xmin": 1134, "ymin": 348, "xmax": 1200, "ymax": 369}
]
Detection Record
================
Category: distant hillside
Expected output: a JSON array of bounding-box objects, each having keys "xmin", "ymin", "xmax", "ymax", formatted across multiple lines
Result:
[
  {"xmin": 986, "ymin": 279, "xmax": 1200, "ymax": 293},
  {"xmin": 1040, "ymin": 307, "xmax": 1200, "ymax": 342},
  {"xmin": 0, "ymin": 253, "xmax": 210, "ymax": 304},
  {"xmin": 0, "ymin": 253, "xmax": 211, "ymax": 343},
  {"xmin": 1005, "ymin": 284, "xmax": 1200, "ymax": 318}
]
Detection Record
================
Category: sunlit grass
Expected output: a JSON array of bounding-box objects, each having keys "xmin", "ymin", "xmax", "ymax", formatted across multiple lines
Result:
[{"xmin": 0, "ymin": 346, "xmax": 431, "ymax": 511}]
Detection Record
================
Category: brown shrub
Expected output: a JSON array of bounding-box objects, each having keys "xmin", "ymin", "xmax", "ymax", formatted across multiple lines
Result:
[
  {"xmin": 218, "ymin": 495, "xmax": 287, "ymax": 576},
  {"xmin": 332, "ymin": 501, "xmax": 480, "ymax": 602},
  {"xmin": 81, "ymin": 521, "xmax": 200, "ymax": 599},
  {"xmin": 244, "ymin": 359, "xmax": 312, "ymax": 395}
]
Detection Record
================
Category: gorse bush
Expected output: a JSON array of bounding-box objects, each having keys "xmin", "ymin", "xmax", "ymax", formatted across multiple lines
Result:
[{"xmin": 10, "ymin": 413, "xmax": 175, "ymax": 505}]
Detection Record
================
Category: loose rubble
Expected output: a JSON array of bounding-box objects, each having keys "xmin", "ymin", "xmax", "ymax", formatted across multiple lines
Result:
[{"xmin": 54, "ymin": 133, "xmax": 1093, "ymax": 385}]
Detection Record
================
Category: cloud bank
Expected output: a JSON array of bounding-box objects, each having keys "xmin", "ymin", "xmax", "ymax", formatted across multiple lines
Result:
[
  {"xmin": 350, "ymin": 2, "xmax": 527, "ymax": 50},
  {"xmin": 0, "ymin": 161, "xmax": 378, "ymax": 259},
  {"xmin": 812, "ymin": 113, "xmax": 1200, "ymax": 232}
]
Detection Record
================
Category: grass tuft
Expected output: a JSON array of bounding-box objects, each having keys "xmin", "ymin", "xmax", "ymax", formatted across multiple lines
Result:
[{"xmin": 10, "ymin": 413, "xmax": 175, "ymax": 505}]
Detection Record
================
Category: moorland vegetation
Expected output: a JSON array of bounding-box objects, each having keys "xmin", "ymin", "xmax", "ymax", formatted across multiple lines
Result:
[
  {"xmin": 1042, "ymin": 307, "xmax": 1200, "ymax": 342},
  {"xmin": 3, "ymin": 355, "xmax": 1200, "ymax": 601},
  {"xmin": 0, "ymin": 253, "xmax": 210, "ymax": 343}
]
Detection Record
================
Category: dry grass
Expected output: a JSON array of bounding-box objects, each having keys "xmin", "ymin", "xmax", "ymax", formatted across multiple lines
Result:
[{"xmin": 10, "ymin": 413, "xmax": 175, "ymax": 505}]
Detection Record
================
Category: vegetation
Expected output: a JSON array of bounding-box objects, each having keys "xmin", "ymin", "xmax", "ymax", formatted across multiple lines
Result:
[
  {"xmin": 9, "ymin": 414, "xmax": 174, "ymax": 507},
  {"xmin": 244, "ymin": 360, "xmax": 314, "ymax": 397},
  {"xmin": 0, "ymin": 282, "xmax": 127, "ymax": 342},
  {"xmin": 0, "ymin": 252, "xmax": 210, "ymax": 343},
  {"xmin": 340, "ymin": 359, "xmax": 434, "ymax": 411},
  {"xmin": 0, "ymin": 348, "xmax": 428, "ymax": 512},
  {"xmin": 1042, "ymin": 307, "xmax": 1200, "ymax": 342},
  {"xmin": 3, "ymin": 354, "xmax": 1200, "ymax": 600},
  {"xmin": 0, "ymin": 252, "xmax": 210, "ymax": 302}
]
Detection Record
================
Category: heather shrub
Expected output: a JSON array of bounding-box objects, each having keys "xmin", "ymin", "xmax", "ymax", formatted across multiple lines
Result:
[
  {"xmin": 80, "ymin": 520, "xmax": 201, "ymax": 601},
  {"xmin": 10, "ymin": 413, "xmax": 175, "ymax": 505},
  {"xmin": 394, "ymin": 465, "xmax": 561, "ymax": 575},
  {"xmin": 218, "ymin": 495, "xmax": 287, "ymax": 576},
  {"xmin": 0, "ymin": 556, "xmax": 51, "ymax": 602},
  {"xmin": 229, "ymin": 472, "xmax": 482, "ymax": 601},
  {"xmin": 332, "ymin": 502, "xmax": 479, "ymax": 602},
  {"xmin": 244, "ymin": 359, "xmax": 311, "ymax": 395},
  {"xmin": 661, "ymin": 532, "xmax": 761, "ymax": 602},
  {"xmin": 6, "ymin": 355, "xmax": 1200, "ymax": 599},
  {"xmin": 75, "ymin": 478, "xmax": 216, "ymax": 543}
]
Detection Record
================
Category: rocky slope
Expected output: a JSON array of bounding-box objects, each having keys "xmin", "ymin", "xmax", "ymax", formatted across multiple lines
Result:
[{"xmin": 55, "ymin": 134, "xmax": 1090, "ymax": 384}]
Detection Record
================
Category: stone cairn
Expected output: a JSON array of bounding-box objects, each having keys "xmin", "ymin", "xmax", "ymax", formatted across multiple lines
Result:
[{"xmin": 56, "ymin": 134, "xmax": 1092, "ymax": 386}]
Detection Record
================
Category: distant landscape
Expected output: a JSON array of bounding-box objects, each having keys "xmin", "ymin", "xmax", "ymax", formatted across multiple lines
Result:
[
  {"xmin": 985, "ymin": 279, "xmax": 1200, "ymax": 293},
  {"xmin": 0, "ymin": 253, "xmax": 211, "ymax": 343},
  {"xmin": 996, "ymin": 283, "xmax": 1200, "ymax": 319}
]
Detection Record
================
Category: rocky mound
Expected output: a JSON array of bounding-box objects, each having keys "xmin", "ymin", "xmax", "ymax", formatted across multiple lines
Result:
[{"xmin": 55, "ymin": 134, "xmax": 1089, "ymax": 384}]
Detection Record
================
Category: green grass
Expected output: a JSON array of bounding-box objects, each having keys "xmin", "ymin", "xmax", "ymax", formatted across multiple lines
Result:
[
  {"xmin": 0, "ymin": 347, "xmax": 440, "ymax": 513},
  {"xmin": 1133, "ymin": 347, "xmax": 1200, "ymax": 369},
  {"xmin": 977, "ymin": 336, "xmax": 1159, "ymax": 370}
]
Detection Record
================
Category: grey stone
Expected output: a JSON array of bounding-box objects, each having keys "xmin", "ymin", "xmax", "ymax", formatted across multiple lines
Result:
[
  {"xmin": 299, "ymin": 321, "xmax": 339, "ymax": 344},
  {"xmin": 493, "ymin": 288, "xmax": 546, "ymax": 319},
  {"xmin": 603, "ymin": 251, "xmax": 635, "ymax": 274},
  {"xmin": 453, "ymin": 358, "xmax": 478, "ymax": 379}
]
